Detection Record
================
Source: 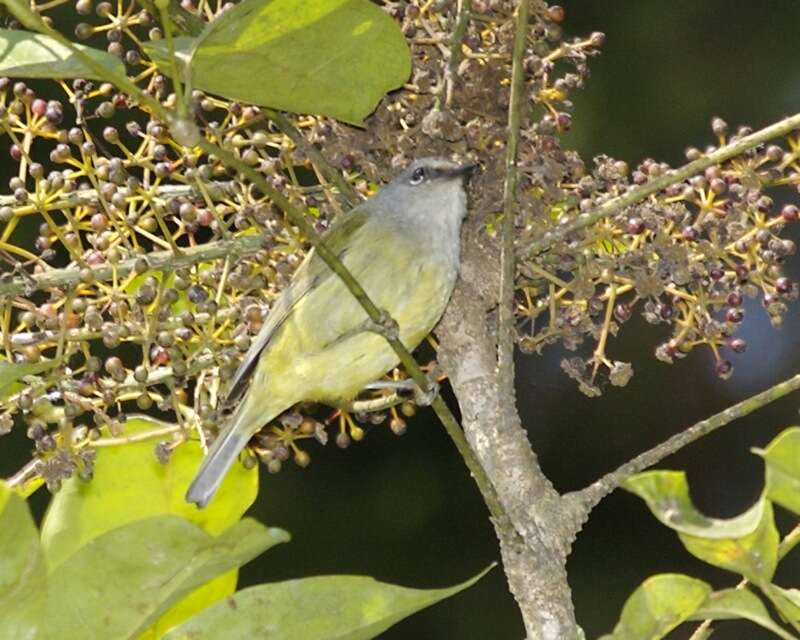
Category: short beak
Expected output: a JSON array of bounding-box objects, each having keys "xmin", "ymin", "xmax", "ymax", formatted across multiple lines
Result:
[{"xmin": 450, "ymin": 162, "xmax": 479, "ymax": 180}]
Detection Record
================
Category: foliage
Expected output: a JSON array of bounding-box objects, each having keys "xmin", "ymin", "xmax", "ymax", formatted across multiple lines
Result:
[
  {"xmin": 0, "ymin": 0, "xmax": 798, "ymax": 637},
  {"xmin": 601, "ymin": 426, "xmax": 800, "ymax": 639},
  {"xmin": 144, "ymin": 0, "xmax": 411, "ymax": 125},
  {"xmin": 0, "ymin": 415, "xmax": 486, "ymax": 639},
  {"xmin": 0, "ymin": 0, "xmax": 797, "ymax": 500}
]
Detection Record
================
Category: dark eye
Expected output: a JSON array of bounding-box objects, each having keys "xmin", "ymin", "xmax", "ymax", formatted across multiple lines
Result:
[{"xmin": 410, "ymin": 167, "xmax": 426, "ymax": 185}]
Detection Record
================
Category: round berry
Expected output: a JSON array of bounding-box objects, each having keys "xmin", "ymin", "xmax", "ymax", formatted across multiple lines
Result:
[
  {"xmin": 775, "ymin": 277, "xmax": 792, "ymax": 294},
  {"xmin": 715, "ymin": 359, "xmax": 733, "ymax": 378},
  {"xmin": 727, "ymin": 338, "xmax": 746, "ymax": 353},
  {"xmin": 613, "ymin": 303, "xmax": 631, "ymax": 323},
  {"xmin": 727, "ymin": 291, "xmax": 743, "ymax": 307},
  {"xmin": 781, "ymin": 204, "xmax": 798, "ymax": 222},
  {"xmin": 627, "ymin": 217, "xmax": 645, "ymax": 235},
  {"xmin": 726, "ymin": 308, "xmax": 744, "ymax": 323}
]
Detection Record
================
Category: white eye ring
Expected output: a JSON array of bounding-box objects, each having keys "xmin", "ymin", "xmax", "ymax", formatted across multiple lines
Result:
[{"xmin": 410, "ymin": 167, "xmax": 426, "ymax": 185}]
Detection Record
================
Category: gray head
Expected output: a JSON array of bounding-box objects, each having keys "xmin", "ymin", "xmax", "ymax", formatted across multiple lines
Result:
[{"xmin": 373, "ymin": 157, "xmax": 476, "ymax": 224}]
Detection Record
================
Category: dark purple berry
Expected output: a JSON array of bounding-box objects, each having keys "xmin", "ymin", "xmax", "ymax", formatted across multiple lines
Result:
[
  {"xmin": 726, "ymin": 308, "xmax": 744, "ymax": 323},
  {"xmin": 715, "ymin": 359, "xmax": 733, "ymax": 378},
  {"xmin": 727, "ymin": 291, "xmax": 743, "ymax": 307},
  {"xmin": 728, "ymin": 338, "xmax": 746, "ymax": 353},
  {"xmin": 776, "ymin": 277, "xmax": 792, "ymax": 294},
  {"xmin": 627, "ymin": 218, "xmax": 645, "ymax": 235},
  {"xmin": 781, "ymin": 204, "xmax": 798, "ymax": 222},
  {"xmin": 735, "ymin": 264, "xmax": 750, "ymax": 281},
  {"xmin": 613, "ymin": 303, "xmax": 631, "ymax": 323},
  {"xmin": 682, "ymin": 225, "xmax": 699, "ymax": 241}
]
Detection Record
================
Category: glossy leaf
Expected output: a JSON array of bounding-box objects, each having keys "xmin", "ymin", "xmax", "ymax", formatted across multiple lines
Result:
[
  {"xmin": 143, "ymin": 0, "xmax": 411, "ymax": 124},
  {"xmin": 599, "ymin": 574, "xmax": 711, "ymax": 640},
  {"xmin": 164, "ymin": 565, "xmax": 494, "ymax": 640},
  {"xmin": 0, "ymin": 28, "xmax": 125, "ymax": 81},
  {"xmin": 0, "ymin": 482, "xmax": 46, "ymax": 640},
  {"xmin": 679, "ymin": 501, "xmax": 779, "ymax": 584},
  {"xmin": 39, "ymin": 416, "xmax": 260, "ymax": 634},
  {"xmin": 756, "ymin": 426, "xmax": 800, "ymax": 516},
  {"xmin": 688, "ymin": 588, "xmax": 797, "ymax": 640},
  {"xmin": 624, "ymin": 471, "xmax": 765, "ymax": 538},
  {"xmin": 624, "ymin": 471, "xmax": 779, "ymax": 583},
  {"xmin": 43, "ymin": 515, "xmax": 288, "ymax": 640},
  {"xmin": 40, "ymin": 416, "xmax": 259, "ymax": 570}
]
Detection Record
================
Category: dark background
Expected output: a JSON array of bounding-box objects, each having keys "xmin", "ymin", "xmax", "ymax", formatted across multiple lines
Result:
[{"xmin": 4, "ymin": 1, "xmax": 800, "ymax": 638}]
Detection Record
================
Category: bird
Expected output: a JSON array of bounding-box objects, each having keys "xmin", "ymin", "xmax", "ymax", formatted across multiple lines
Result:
[{"xmin": 186, "ymin": 157, "xmax": 475, "ymax": 507}]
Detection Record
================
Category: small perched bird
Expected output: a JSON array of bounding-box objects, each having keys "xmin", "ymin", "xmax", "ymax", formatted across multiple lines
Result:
[{"xmin": 186, "ymin": 158, "xmax": 475, "ymax": 507}]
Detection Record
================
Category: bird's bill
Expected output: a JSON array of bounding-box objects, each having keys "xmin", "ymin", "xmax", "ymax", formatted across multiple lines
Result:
[{"xmin": 445, "ymin": 162, "xmax": 479, "ymax": 179}]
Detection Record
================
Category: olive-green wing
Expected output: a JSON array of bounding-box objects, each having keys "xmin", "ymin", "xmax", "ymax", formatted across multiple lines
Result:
[{"xmin": 223, "ymin": 206, "xmax": 371, "ymax": 405}]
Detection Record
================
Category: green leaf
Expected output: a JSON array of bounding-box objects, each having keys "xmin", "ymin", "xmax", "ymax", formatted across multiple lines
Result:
[
  {"xmin": 624, "ymin": 471, "xmax": 765, "ymax": 538},
  {"xmin": 164, "ymin": 565, "xmax": 494, "ymax": 640},
  {"xmin": 599, "ymin": 574, "xmax": 711, "ymax": 640},
  {"xmin": 679, "ymin": 501, "xmax": 778, "ymax": 584},
  {"xmin": 0, "ymin": 482, "xmax": 46, "ymax": 640},
  {"xmin": 688, "ymin": 588, "xmax": 798, "ymax": 640},
  {"xmin": 765, "ymin": 585, "xmax": 800, "ymax": 628},
  {"xmin": 39, "ymin": 416, "xmax": 261, "ymax": 634},
  {"xmin": 142, "ymin": 0, "xmax": 411, "ymax": 125},
  {"xmin": 41, "ymin": 416, "xmax": 259, "ymax": 570},
  {"xmin": 755, "ymin": 426, "xmax": 800, "ymax": 516},
  {"xmin": 42, "ymin": 515, "xmax": 288, "ymax": 640},
  {"xmin": 624, "ymin": 471, "xmax": 779, "ymax": 583},
  {"xmin": 0, "ymin": 28, "xmax": 126, "ymax": 81},
  {"xmin": 0, "ymin": 359, "xmax": 51, "ymax": 398}
]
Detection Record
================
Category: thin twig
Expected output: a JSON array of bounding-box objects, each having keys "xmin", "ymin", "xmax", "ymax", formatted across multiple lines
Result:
[
  {"xmin": 0, "ymin": 234, "xmax": 262, "ymax": 296},
  {"xmin": 92, "ymin": 422, "xmax": 183, "ymax": 447},
  {"xmin": 444, "ymin": 0, "xmax": 472, "ymax": 107},
  {"xmin": 569, "ymin": 372, "xmax": 800, "ymax": 513},
  {"xmin": 263, "ymin": 109, "xmax": 360, "ymax": 207},
  {"xmin": 497, "ymin": 0, "xmax": 529, "ymax": 372},
  {"xmin": 527, "ymin": 111, "xmax": 800, "ymax": 255}
]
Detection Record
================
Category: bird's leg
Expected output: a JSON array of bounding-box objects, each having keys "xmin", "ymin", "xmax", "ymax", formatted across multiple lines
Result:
[
  {"xmin": 412, "ymin": 377, "xmax": 439, "ymax": 407},
  {"xmin": 362, "ymin": 368, "xmax": 441, "ymax": 407}
]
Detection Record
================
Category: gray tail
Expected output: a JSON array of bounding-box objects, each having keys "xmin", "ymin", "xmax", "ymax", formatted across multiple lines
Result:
[{"xmin": 186, "ymin": 420, "xmax": 250, "ymax": 509}]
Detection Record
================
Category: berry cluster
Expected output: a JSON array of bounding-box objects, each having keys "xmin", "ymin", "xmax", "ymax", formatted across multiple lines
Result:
[{"xmin": 0, "ymin": 0, "xmax": 795, "ymax": 490}]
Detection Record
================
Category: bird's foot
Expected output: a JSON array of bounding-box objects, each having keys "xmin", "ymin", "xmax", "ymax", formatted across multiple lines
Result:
[
  {"xmin": 362, "ymin": 369, "xmax": 440, "ymax": 407},
  {"xmin": 412, "ymin": 377, "xmax": 439, "ymax": 407}
]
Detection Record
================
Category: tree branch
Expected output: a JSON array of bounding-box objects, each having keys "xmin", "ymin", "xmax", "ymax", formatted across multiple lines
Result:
[
  {"xmin": 527, "ymin": 111, "xmax": 800, "ymax": 255},
  {"xmin": 438, "ymin": 3, "xmax": 580, "ymax": 637},
  {"xmin": 567, "ymin": 372, "xmax": 800, "ymax": 516},
  {"xmin": 0, "ymin": 233, "xmax": 262, "ymax": 296}
]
